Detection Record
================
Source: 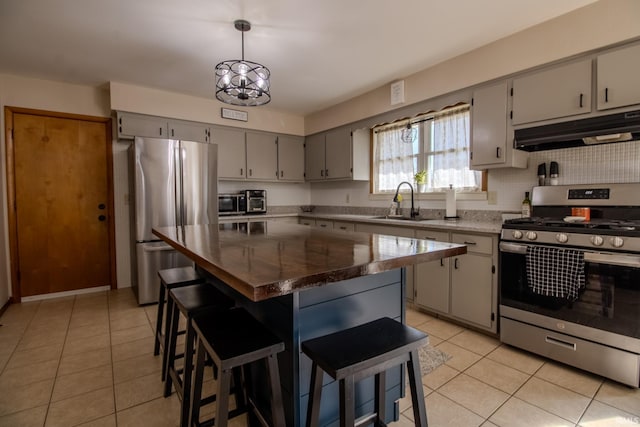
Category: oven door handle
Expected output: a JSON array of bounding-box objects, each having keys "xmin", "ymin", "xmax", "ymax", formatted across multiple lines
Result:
[
  {"xmin": 499, "ymin": 242, "xmax": 528, "ymax": 254},
  {"xmin": 583, "ymin": 252, "xmax": 640, "ymax": 268}
]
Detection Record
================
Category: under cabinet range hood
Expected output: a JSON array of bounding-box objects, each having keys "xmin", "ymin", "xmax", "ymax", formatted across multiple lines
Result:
[{"xmin": 514, "ymin": 110, "xmax": 640, "ymax": 152}]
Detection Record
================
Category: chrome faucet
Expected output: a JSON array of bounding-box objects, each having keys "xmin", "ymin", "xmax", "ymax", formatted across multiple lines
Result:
[{"xmin": 393, "ymin": 181, "xmax": 419, "ymax": 219}]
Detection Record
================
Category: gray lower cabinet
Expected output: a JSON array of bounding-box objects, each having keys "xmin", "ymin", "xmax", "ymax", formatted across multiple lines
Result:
[
  {"xmin": 414, "ymin": 229, "xmax": 450, "ymax": 313},
  {"xmin": 414, "ymin": 230, "xmax": 498, "ymax": 333}
]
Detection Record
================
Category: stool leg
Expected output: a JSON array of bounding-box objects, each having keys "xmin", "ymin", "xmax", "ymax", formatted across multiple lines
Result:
[
  {"xmin": 374, "ymin": 371, "xmax": 386, "ymax": 426},
  {"xmin": 180, "ymin": 318, "xmax": 196, "ymax": 427},
  {"xmin": 154, "ymin": 283, "xmax": 166, "ymax": 356},
  {"xmin": 339, "ymin": 376, "xmax": 355, "ymax": 427},
  {"xmin": 214, "ymin": 369, "xmax": 232, "ymax": 427},
  {"xmin": 306, "ymin": 362, "xmax": 323, "ymax": 427},
  {"xmin": 164, "ymin": 301, "xmax": 180, "ymax": 398},
  {"xmin": 189, "ymin": 338, "xmax": 206, "ymax": 427},
  {"xmin": 266, "ymin": 353, "xmax": 285, "ymax": 427},
  {"xmin": 407, "ymin": 349, "xmax": 428, "ymax": 427},
  {"xmin": 161, "ymin": 294, "xmax": 176, "ymax": 382}
]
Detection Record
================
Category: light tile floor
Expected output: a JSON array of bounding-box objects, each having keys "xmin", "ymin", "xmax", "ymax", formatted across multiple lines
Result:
[{"xmin": 0, "ymin": 288, "xmax": 639, "ymax": 426}]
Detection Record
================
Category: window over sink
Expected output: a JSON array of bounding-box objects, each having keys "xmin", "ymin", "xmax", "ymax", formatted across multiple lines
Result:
[{"xmin": 372, "ymin": 104, "xmax": 483, "ymax": 195}]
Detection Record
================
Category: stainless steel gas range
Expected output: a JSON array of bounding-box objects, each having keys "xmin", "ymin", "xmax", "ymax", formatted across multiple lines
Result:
[{"xmin": 499, "ymin": 183, "xmax": 640, "ymax": 387}]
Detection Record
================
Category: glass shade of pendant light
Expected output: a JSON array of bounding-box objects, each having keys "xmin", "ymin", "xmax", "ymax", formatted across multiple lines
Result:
[
  {"xmin": 215, "ymin": 19, "xmax": 271, "ymax": 106},
  {"xmin": 400, "ymin": 120, "xmax": 415, "ymax": 143}
]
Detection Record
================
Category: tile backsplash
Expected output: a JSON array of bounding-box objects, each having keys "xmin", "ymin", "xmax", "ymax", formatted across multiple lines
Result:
[{"xmin": 488, "ymin": 140, "xmax": 640, "ymax": 211}]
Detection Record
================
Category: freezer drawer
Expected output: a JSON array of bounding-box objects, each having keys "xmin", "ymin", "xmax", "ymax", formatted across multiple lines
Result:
[{"xmin": 134, "ymin": 242, "xmax": 192, "ymax": 305}]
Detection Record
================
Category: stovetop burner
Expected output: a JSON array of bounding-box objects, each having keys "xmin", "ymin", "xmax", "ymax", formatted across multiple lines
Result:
[{"xmin": 504, "ymin": 217, "xmax": 640, "ymax": 231}]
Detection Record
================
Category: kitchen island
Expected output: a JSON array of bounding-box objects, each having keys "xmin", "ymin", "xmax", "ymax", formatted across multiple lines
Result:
[{"xmin": 153, "ymin": 221, "xmax": 466, "ymax": 426}]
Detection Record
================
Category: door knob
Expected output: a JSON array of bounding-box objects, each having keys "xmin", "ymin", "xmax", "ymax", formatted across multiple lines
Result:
[{"xmin": 98, "ymin": 215, "xmax": 106, "ymax": 221}]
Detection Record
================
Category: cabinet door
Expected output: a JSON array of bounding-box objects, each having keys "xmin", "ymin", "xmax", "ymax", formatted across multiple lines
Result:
[
  {"xmin": 211, "ymin": 127, "xmax": 246, "ymax": 179},
  {"xmin": 277, "ymin": 135, "xmax": 305, "ymax": 181},
  {"xmin": 414, "ymin": 229, "xmax": 450, "ymax": 312},
  {"xmin": 298, "ymin": 218, "xmax": 315, "ymax": 226},
  {"xmin": 246, "ymin": 131, "xmax": 277, "ymax": 180},
  {"xmin": 168, "ymin": 120, "xmax": 210, "ymax": 143},
  {"xmin": 451, "ymin": 254, "xmax": 493, "ymax": 328},
  {"xmin": 304, "ymin": 134, "xmax": 326, "ymax": 181},
  {"xmin": 597, "ymin": 44, "xmax": 640, "ymax": 111},
  {"xmin": 325, "ymin": 128, "xmax": 352, "ymax": 179},
  {"xmin": 512, "ymin": 59, "xmax": 592, "ymax": 125},
  {"xmin": 117, "ymin": 113, "xmax": 167, "ymax": 139},
  {"xmin": 471, "ymin": 81, "xmax": 508, "ymax": 167}
]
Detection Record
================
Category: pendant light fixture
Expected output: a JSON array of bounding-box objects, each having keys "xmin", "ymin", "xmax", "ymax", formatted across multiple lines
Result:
[
  {"xmin": 215, "ymin": 19, "xmax": 271, "ymax": 106},
  {"xmin": 400, "ymin": 120, "xmax": 415, "ymax": 143}
]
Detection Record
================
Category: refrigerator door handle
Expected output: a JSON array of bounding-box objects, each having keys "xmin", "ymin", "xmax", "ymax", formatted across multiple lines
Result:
[
  {"xmin": 142, "ymin": 243, "xmax": 176, "ymax": 252},
  {"xmin": 175, "ymin": 142, "xmax": 183, "ymax": 227}
]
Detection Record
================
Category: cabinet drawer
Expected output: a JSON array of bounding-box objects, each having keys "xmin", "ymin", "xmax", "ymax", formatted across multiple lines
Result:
[
  {"xmin": 451, "ymin": 233, "xmax": 493, "ymax": 255},
  {"xmin": 298, "ymin": 218, "xmax": 315, "ymax": 226},
  {"xmin": 333, "ymin": 221, "xmax": 355, "ymax": 232},
  {"xmin": 316, "ymin": 220, "xmax": 333, "ymax": 229},
  {"xmin": 415, "ymin": 229, "xmax": 449, "ymax": 242}
]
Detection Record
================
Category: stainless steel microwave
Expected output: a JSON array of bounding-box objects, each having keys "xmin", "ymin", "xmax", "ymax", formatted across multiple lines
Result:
[
  {"xmin": 245, "ymin": 190, "xmax": 267, "ymax": 214},
  {"xmin": 218, "ymin": 193, "xmax": 246, "ymax": 216}
]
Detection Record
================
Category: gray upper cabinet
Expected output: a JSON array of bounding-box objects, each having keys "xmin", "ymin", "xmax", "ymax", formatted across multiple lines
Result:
[
  {"xmin": 117, "ymin": 112, "xmax": 210, "ymax": 142},
  {"xmin": 470, "ymin": 81, "xmax": 527, "ymax": 169},
  {"xmin": 512, "ymin": 59, "xmax": 592, "ymax": 125},
  {"xmin": 117, "ymin": 112, "xmax": 167, "ymax": 139},
  {"xmin": 305, "ymin": 127, "xmax": 369, "ymax": 181},
  {"xmin": 597, "ymin": 43, "xmax": 640, "ymax": 111},
  {"xmin": 168, "ymin": 119, "xmax": 210, "ymax": 143},
  {"xmin": 246, "ymin": 131, "xmax": 278, "ymax": 180},
  {"xmin": 212, "ymin": 127, "xmax": 246, "ymax": 180},
  {"xmin": 277, "ymin": 135, "xmax": 305, "ymax": 182}
]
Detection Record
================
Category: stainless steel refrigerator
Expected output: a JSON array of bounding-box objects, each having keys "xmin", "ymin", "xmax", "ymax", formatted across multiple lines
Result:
[{"xmin": 129, "ymin": 137, "xmax": 217, "ymax": 304}]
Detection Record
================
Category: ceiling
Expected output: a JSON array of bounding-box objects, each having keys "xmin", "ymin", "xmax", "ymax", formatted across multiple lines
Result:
[{"xmin": 0, "ymin": 0, "xmax": 596, "ymax": 116}]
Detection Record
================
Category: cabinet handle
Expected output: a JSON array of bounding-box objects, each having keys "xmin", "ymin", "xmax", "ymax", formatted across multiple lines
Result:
[
  {"xmin": 240, "ymin": 168, "xmax": 244, "ymax": 176},
  {"xmin": 171, "ymin": 129, "xmax": 175, "ymax": 137},
  {"xmin": 463, "ymin": 241, "xmax": 477, "ymax": 245},
  {"xmin": 440, "ymin": 259, "xmax": 444, "ymax": 267},
  {"xmin": 320, "ymin": 224, "xmax": 327, "ymax": 227},
  {"xmin": 605, "ymin": 87, "xmax": 609, "ymax": 103},
  {"xmin": 424, "ymin": 237, "xmax": 436, "ymax": 240},
  {"xmin": 325, "ymin": 169, "xmax": 329, "ymax": 177},
  {"xmin": 339, "ymin": 226, "xmax": 347, "ymax": 230},
  {"xmin": 579, "ymin": 93, "xmax": 583, "ymax": 108},
  {"xmin": 496, "ymin": 147, "xmax": 501, "ymax": 158},
  {"xmin": 454, "ymin": 258, "xmax": 459, "ymax": 269},
  {"xmin": 280, "ymin": 171, "xmax": 284, "ymax": 178},
  {"xmin": 159, "ymin": 127, "xmax": 163, "ymax": 136},
  {"xmin": 320, "ymin": 170, "xmax": 324, "ymax": 177}
]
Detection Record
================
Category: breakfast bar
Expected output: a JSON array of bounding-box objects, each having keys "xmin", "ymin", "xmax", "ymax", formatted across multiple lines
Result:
[{"xmin": 153, "ymin": 221, "xmax": 466, "ymax": 426}]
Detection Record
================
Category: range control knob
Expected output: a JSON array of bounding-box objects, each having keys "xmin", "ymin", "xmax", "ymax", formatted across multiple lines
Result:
[
  {"xmin": 610, "ymin": 236, "xmax": 624, "ymax": 248},
  {"xmin": 525, "ymin": 231, "xmax": 538, "ymax": 241},
  {"xmin": 556, "ymin": 233, "xmax": 569, "ymax": 243},
  {"xmin": 590, "ymin": 235, "xmax": 604, "ymax": 246},
  {"xmin": 512, "ymin": 230, "xmax": 523, "ymax": 239}
]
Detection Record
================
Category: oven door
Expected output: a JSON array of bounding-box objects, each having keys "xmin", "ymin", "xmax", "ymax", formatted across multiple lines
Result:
[{"xmin": 500, "ymin": 241, "xmax": 640, "ymax": 340}]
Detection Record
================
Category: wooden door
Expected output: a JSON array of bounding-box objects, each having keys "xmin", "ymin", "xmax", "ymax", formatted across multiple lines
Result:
[{"xmin": 6, "ymin": 108, "xmax": 115, "ymax": 299}]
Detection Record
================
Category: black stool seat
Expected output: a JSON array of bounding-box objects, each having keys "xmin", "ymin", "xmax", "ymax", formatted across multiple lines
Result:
[
  {"xmin": 302, "ymin": 317, "xmax": 429, "ymax": 427},
  {"xmin": 189, "ymin": 308, "xmax": 286, "ymax": 427},
  {"xmin": 154, "ymin": 267, "xmax": 205, "ymax": 361},
  {"xmin": 164, "ymin": 283, "xmax": 235, "ymax": 426}
]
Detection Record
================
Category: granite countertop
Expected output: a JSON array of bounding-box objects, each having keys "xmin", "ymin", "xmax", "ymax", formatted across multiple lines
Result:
[
  {"xmin": 297, "ymin": 213, "xmax": 503, "ymax": 234},
  {"xmin": 152, "ymin": 222, "xmax": 466, "ymax": 302}
]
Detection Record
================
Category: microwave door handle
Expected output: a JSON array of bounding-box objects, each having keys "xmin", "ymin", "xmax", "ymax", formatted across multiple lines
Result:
[
  {"xmin": 499, "ymin": 242, "xmax": 528, "ymax": 254},
  {"xmin": 584, "ymin": 252, "xmax": 640, "ymax": 268}
]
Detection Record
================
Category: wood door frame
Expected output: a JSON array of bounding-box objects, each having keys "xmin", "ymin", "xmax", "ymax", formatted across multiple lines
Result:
[{"xmin": 4, "ymin": 106, "xmax": 117, "ymax": 302}]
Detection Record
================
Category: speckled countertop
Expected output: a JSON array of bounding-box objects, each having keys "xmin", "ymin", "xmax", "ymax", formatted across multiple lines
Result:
[{"xmin": 221, "ymin": 212, "xmax": 503, "ymax": 234}]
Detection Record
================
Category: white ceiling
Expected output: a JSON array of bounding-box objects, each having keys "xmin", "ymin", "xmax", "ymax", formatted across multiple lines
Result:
[{"xmin": 0, "ymin": 0, "xmax": 596, "ymax": 115}]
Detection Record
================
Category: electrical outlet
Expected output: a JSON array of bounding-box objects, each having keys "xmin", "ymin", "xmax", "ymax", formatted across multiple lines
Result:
[{"xmin": 487, "ymin": 191, "xmax": 497, "ymax": 205}]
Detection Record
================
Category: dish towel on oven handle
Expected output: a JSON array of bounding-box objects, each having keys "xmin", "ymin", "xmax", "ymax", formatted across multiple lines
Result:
[{"xmin": 525, "ymin": 246, "xmax": 586, "ymax": 301}]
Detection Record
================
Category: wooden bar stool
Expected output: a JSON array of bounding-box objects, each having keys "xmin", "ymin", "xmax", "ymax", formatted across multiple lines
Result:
[
  {"xmin": 154, "ymin": 266, "xmax": 205, "ymax": 381},
  {"xmin": 164, "ymin": 283, "xmax": 235, "ymax": 426},
  {"xmin": 189, "ymin": 307, "xmax": 286, "ymax": 427},
  {"xmin": 302, "ymin": 317, "xmax": 429, "ymax": 427}
]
